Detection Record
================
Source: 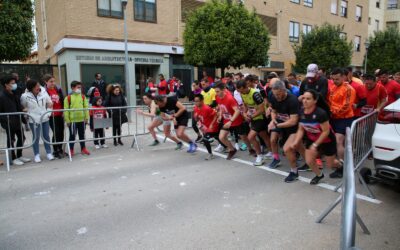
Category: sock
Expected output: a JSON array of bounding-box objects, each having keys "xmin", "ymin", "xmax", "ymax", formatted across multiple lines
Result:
[
  {"xmin": 189, "ymin": 141, "xmax": 193, "ymax": 145},
  {"xmin": 273, "ymin": 153, "xmax": 280, "ymax": 160},
  {"xmin": 317, "ymin": 172, "xmax": 323, "ymax": 177},
  {"xmin": 291, "ymin": 167, "xmax": 298, "ymax": 174}
]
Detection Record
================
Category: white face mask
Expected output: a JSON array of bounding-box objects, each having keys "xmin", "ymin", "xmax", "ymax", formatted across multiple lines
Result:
[
  {"xmin": 11, "ymin": 83, "xmax": 17, "ymax": 91},
  {"xmin": 74, "ymin": 89, "xmax": 81, "ymax": 94}
]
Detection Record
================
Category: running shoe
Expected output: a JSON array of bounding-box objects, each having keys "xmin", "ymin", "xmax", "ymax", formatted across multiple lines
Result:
[
  {"xmin": 227, "ymin": 149, "xmax": 237, "ymax": 160},
  {"xmin": 254, "ymin": 155, "xmax": 264, "ymax": 166},
  {"xmin": 12, "ymin": 159, "xmax": 24, "ymax": 166},
  {"xmin": 214, "ymin": 144, "xmax": 224, "ymax": 153},
  {"xmin": 195, "ymin": 135, "xmax": 203, "ymax": 143},
  {"xmin": 267, "ymin": 159, "xmax": 281, "ymax": 169},
  {"xmin": 298, "ymin": 163, "xmax": 312, "ymax": 172},
  {"xmin": 47, "ymin": 153, "xmax": 54, "ymax": 161},
  {"xmin": 34, "ymin": 155, "xmax": 41, "ymax": 163},
  {"xmin": 205, "ymin": 154, "xmax": 215, "ymax": 160},
  {"xmin": 284, "ymin": 171, "xmax": 299, "ymax": 183},
  {"xmin": 18, "ymin": 157, "xmax": 31, "ymax": 163},
  {"xmin": 81, "ymin": 148, "xmax": 91, "ymax": 155},
  {"xmin": 310, "ymin": 174, "xmax": 325, "ymax": 185},
  {"xmin": 150, "ymin": 140, "xmax": 160, "ymax": 146},
  {"xmin": 187, "ymin": 143, "xmax": 197, "ymax": 153},
  {"xmin": 101, "ymin": 144, "xmax": 109, "ymax": 148},
  {"xmin": 239, "ymin": 143, "xmax": 247, "ymax": 151},
  {"xmin": 329, "ymin": 167, "xmax": 343, "ymax": 178},
  {"xmin": 175, "ymin": 142, "xmax": 183, "ymax": 150},
  {"xmin": 263, "ymin": 152, "xmax": 273, "ymax": 160},
  {"xmin": 95, "ymin": 145, "xmax": 101, "ymax": 149},
  {"xmin": 235, "ymin": 143, "xmax": 240, "ymax": 151}
]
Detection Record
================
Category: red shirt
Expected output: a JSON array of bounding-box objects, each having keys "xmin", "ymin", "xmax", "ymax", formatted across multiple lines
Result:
[
  {"xmin": 350, "ymin": 81, "xmax": 367, "ymax": 117},
  {"xmin": 362, "ymin": 83, "xmax": 388, "ymax": 115},
  {"xmin": 216, "ymin": 93, "xmax": 243, "ymax": 127},
  {"xmin": 169, "ymin": 79, "xmax": 176, "ymax": 93},
  {"xmin": 47, "ymin": 88, "xmax": 63, "ymax": 116},
  {"xmin": 207, "ymin": 76, "xmax": 214, "ymax": 84},
  {"xmin": 89, "ymin": 105, "xmax": 107, "ymax": 118},
  {"xmin": 158, "ymin": 80, "xmax": 168, "ymax": 95},
  {"xmin": 194, "ymin": 104, "xmax": 218, "ymax": 133},
  {"xmin": 379, "ymin": 80, "xmax": 400, "ymax": 105}
]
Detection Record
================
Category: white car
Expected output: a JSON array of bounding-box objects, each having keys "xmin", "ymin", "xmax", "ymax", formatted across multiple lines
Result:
[{"xmin": 370, "ymin": 98, "xmax": 400, "ymax": 185}]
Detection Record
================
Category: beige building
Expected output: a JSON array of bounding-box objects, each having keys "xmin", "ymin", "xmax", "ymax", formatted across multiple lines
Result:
[
  {"xmin": 367, "ymin": 0, "xmax": 400, "ymax": 38},
  {"xmin": 35, "ymin": 0, "xmax": 369, "ymax": 104}
]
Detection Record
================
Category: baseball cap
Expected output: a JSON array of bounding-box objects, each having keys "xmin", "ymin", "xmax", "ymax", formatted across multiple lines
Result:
[{"xmin": 306, "ymin": 64, "xmax": 318, "ymax": 78}]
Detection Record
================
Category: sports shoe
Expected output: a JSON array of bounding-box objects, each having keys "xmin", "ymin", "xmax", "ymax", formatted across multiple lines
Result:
[
  {"xmin": 239, "ymin": 143, "xmax": 247, "ymax": 151},
  {"xmin": 214, "ymin": 144, "xmax": 224, "ymax": 153},
  {"xmin": 149, "ymin": 140, "xmax": 160, "ymax": 146},
  {"xmin": 263, "ymin": 152, "xmax": 273, "ymax": 160},
  {"xmin": 235, "ymin": 143, "xmax": 240, "ymax": 151},
  {"xmin": 267, "ymin": 159, "xmax": 281, "ymax": 169},
  {"xmin": 34, "ymin": 155, "xmax": 42, "ymax": 163},
  {"xmin": 285, "ymin": 171, "xmax": 299, "ymax": 183},
  {"xmin": 47, "ymin": 153, "xmax": 54, "ymax": 161},
  {"xmin": 81, "ymin": 148, "xmax": 91, "ymax": 155},
  {"xmin": 187, "ymin": 143, "xmax": 197, "ymax": 153},
  {"xmin": 118, "ymin": 140, "xmax": 124, "ymax": 146},
  {"xmin": 249, "ymin": 149, "xmax": 257, "ymax": 157},
  {"xmin": 101, "ymin": 144, "xmax": 108, "ymax": 148},
  {"xmin": 254, "ymin": 155, "xmax": 264, "ymax": 166},
  {"xmin": 227, "ymin": 149, "xmax": 237, "ymax": 160},
  {"xmin": 195, "ymin": 135, "xmax": 203, "ymax": 143},
  {"xmin": 18, "ymin": 157, "xmax": 31, "ymax": 163},
  {"xmin": 12, "ymin": 159, "xmax": 24, "ymax": 166},
  {"xmin": 95, "ymin": 145, "xmax": 101, "ymax": 149},
  {"xmin": 310, "ymin": 174, "xmax": 325, "ymax": 185},
  {"xmin": 298, "ymin": 163, "xmax": 312, "ymax": 172},
  {"xmin": 329, "ymin": 167, "xmax": 343, "ymax": 178},
  {"xmin": 175, "ymin": 142, "xmax": 183, "ymax": 150},
  {"xmin": 205, "ymin": 154, "xmax": 215, "ymax": 160}
]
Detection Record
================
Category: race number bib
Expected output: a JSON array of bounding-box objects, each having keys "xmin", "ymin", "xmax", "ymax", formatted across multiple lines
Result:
[
  {"xmin": 223, "ymin": 112, "xmax": 232, "ymax": 120},
  {"xmin": 277, "ymin": 113, "xmax": 290, "ymax": 122},
  {"xmin": 94, "ymin": 113, "xmax": 104, "ymax": 119},
  {"xmin": 248, "ymin": 107, "xmax": 256, "ymax": 116},
  {"xmin": 361, "ymin": 105, "xmax": 374, "ymax": 114}
]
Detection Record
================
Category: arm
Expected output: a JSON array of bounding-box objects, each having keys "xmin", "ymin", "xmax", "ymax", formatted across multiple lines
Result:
[
  {"xmin": 173, "ymin": 101, "xmax": 187, "ymax": 118},
  {"xmin": 312, "ymin": 121, "xmax": 330, "ymax": 147},
  {"xmin": 276, "ymin": 114, "xmax": 299, "ymax": 128},
  {"xmin": 223, "ymin": 105, "xmax": 241, "ymax": 129},
  {"xmin": 330, "ymin": 88, "xmax": 354, "ymax": 117},
  {"xmin": 248, "ymin": 92, "xmax": 265, "ymax": 120}
]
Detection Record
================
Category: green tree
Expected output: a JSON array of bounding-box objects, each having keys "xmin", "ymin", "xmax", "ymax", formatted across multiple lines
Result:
[
  {"xmin": 366, "ymin": 27, "xmax": 400, "ymax": 74},
  {"xmin": 183, "ymin": 0, "xmax": 270, "ymax": 73},
  {"xmin": 293, "ymin": 23, "xmax": 352, "ymax": 73},
  {"xmin": 0, "ymin": 0, "xmax": 35, "ymax": 62}
]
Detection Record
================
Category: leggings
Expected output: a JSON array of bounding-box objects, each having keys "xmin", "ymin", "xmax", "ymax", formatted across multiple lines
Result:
[
  {"xmin": 203, "ymin": 132, "xmax": 226, "ymax": 154},
  {"xmin": 192, "ymin": 112, "xmax": 200, "ymax": 134},
  {"xmin": 113, "ymin": 125, "xmax": 121, "ymax": 141}
]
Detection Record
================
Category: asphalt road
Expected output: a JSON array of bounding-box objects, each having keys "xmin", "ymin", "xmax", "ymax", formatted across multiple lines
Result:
[{"xmin": 1, "ymin": 133, "xmax": 399, "ymax": 250}]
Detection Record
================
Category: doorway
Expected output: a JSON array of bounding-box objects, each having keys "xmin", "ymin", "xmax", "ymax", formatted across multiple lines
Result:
[{"xmin": 135, "ymin": 64, "xmax": 159, "ymax": 104}]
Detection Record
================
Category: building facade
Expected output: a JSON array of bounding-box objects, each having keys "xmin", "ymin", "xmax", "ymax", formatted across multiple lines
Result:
[
  {"xmin": 35, "ymin": 0, "xmax": 369, "ymax": 105},
  {"xmin": 367, "ymin": 0, "xmax": 400, "ymax": 38}
]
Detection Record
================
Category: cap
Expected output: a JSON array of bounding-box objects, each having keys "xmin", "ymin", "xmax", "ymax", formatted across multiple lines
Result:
[{"xmin": 306, "ymin": 64, "xmax": 318, "ymax": 78}]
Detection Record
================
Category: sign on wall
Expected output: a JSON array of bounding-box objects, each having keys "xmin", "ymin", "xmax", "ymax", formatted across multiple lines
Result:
[{"xmin": 75, "ymin": 55, "xmax": 164, "ymax": 64}]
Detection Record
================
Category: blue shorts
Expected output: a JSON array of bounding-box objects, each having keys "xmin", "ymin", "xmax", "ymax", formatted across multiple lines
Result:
[{"xmin": 331, "ymin": 118, "xmax": 354, "ymax": 135}]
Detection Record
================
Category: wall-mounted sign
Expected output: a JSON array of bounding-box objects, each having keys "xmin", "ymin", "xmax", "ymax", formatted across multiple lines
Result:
[{"xmin": 75, "ymin": 55, "xmax": 164, "ymax": 64}]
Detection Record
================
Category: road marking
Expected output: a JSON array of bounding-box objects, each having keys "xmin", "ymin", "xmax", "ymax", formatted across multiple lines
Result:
[{"xmin": 156, "ymin": 135, "xmax": 382, "ymax": 205}]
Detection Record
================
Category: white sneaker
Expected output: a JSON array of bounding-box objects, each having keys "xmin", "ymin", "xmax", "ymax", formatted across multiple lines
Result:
[
  {"xmin": 101, "ymin": 144, "xmax": 108, "ymax": 148},
  {"xmin": 18, "ymin": 157, "xmax": 31, "ymax": 163},
  {"xmin": 95, "ymin": 145, "xmax": 101, "ymax": 149},
  {"xmin": 264, "ymin": 151, "xmax": 273, "ymax": 160},
  {"xmin": 254, "ymin": 155, "xmax": 264, "ymax": 166},
  {"xmin": 214, "ymin": 144, "xmax": 224, "ymax": 153},
  {"xmin": 47, "ymin": 153, "xmax": 54, "ymax": 161},
  {"xmin": 235, "ymin": 143, "xmax": 240, "ymax": 151},
  {"xmin": 34, "ymin": 155, "xmax": 42, "ymax": 163},
  {"xmin": 205, "ymin": 154, "xmax": 215, "ymax": 160},
  {"xmin": 12, "ymin": 159, "xmax": 24, "ymax": 166}
]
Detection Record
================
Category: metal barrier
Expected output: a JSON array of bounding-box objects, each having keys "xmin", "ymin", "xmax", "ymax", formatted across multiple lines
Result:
[
  {"xmin": 317, "ymin": 128, "xmax": 370, "ymax": 249},
  {"xmin": 334, "ymin": 111, "xmax": 378, "ymax": 198},
  {"xmin": 0, "ymin": 112, "xmax": 37, "ymax": 171}
]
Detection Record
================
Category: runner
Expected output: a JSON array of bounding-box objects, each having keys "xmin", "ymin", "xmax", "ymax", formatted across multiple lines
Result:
[
  {"xmin": 376, "ymin": 69, "xmax": 400, "ymax": 106},
  {"xmin": 190, "ymin": 80, "xmax": 203, "ymax": 142},
  {"xmin": 362, "ymin": 74, "xmax": 388, "ymax": 115},
  {"xmin": 236, "ymin": 80, "xmax": 271, "ymax": 166},
  {"xmin": 291, "ymin": 90, "xmax": 343, "ymax": 184},
  {"xmin": 214, "ymin": 83, "xmax": 252, "ymax": 160},
  {"xmin": 299, "ymin": 63, "xmax": 328, "ymax": 101},
  {"xmin": 154, "ymin": 95, "xmax": 197, "ymax": 153},
  {"xmin": 345, "ymin": 67, "xmax": 367, "ymax": 119},
  {"xmin": 193, "ymin": 94, "xmax": 226, "ymax": 160},
  {"xmin": 267, "ymin": 80, "xmax": 304, "ymax": 183},
  {"xmin": 200, "ymin": 78, "xmax": 217, "ymax": 108}
]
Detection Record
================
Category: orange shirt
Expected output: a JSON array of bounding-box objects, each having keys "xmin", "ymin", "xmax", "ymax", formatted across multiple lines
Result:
[{"xmin": 328, "ymin": 82, "xmax": 356, "ymax": 119}]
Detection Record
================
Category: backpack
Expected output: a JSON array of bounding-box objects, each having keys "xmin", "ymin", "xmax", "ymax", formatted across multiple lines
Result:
[{"xmin": 67, "ymin": 94, "xmax": 86, "ymax": 108}]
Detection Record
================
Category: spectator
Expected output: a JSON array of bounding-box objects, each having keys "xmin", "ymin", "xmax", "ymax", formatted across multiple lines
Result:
[
  {"xmin": 287, "ymin": 73, "xmax": 300, "ymax": 86},
  {"xmin": 144, "ymin": 77, "xmax": 157, "ymax": 97},
  {"xmin": 44, "ymin": 74, "xmax": 65, "ymax": 159},
  {"xmin": 157, "ymin": 74, "xmax": 168, "ymax": 95},
  {"xmin": 91, "ymin": 73, "xmax": 107, "ymax": 99},
  {"xmin": 105, "ymin": 84, "xmax": 128, "ymax": 146},
  {"xmin": 299, "ymin": 64, "xmax": 328, "ymax": 101},
  {"xmin": 0, "ymin": 75, "xmax": 31, "ymax": 166},
  {"xmin": 284, "ymin": 79, "xmax": 300, "ymax": 97},
  {"xmin": 394, "ymin": 72, "xmax": 400, "ymax": 84},
  {"xmin": 90, "ymin": 96, "xmax": 108, "ymax": 149},
  {"xmin": 202, "ymin": 70, "xmax": 214, "ymax": 85},
  {"xmin": 21, "ymin": 79, "xmax": 54, "ymax": 163},
  {"xmin": 64, "ymin": 81, "xmax": 91, "ymax": 156},
  {"xmin": 377, "ymin": 69, "xmax": 400, "ymax": 105},
  {"xmin": 11, "ymin": 72, "xmax": 26, "ymax": 98},
  {"xmin": 168, "ymin": 76, "xmax": 177, "ymax": 93}
]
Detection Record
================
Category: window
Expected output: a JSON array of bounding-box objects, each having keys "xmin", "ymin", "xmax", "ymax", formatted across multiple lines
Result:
[
  {"xmin": 375, "ymin": 19, "xmax": 380, "ymax": 31},
  {"xmin": 290, "ymin": 0, "xmax": 300, "ymax": 4},
  {"xmin": 304, "ymin": 0, "xmax": 313, "ymax": 7},
  {"xmin": 258, "ymin": 14, "xmax": 278, "ymax": 36},
  {"xmin": 387, "ymin": 21, "xmax": 398, "ymax": 29},
  {"xmin": 98, "ymin": 0, "xmax": 123, "ymax": 18},
  {"xmin": 340, "ymin": 0, "xmax": 348, "ymax": 17},
  {"xmin": 289, "ymin": 21, "xmax": 300, "ymax": 42},
  {"xmin": 134, "ymin": 0, "xmax": 157, "ymax": 22},
  {"xmin": 355, "ymin": 6, "xmax": 362, "ymax": 22},
  {"xmin": 388, "ymin": 0, "xmax": 398, "ymax": 9},
  {"xmin": 376, "ymin": 0, "xmax": 380, "ymax": 8},
  {"xmin": 340, "ymin": 32, "xmax": 347, "ymax": 39},
  {"xmin": 354, "ymin": 36, "xmax": 361, "ymax": 52},
  {"xmin": 303, "ymin": 24, "xmax": 312, "ymax": 35},
  {"xmin": 331, "ymin": 0, "xmax": 337, "ymax": 14}
]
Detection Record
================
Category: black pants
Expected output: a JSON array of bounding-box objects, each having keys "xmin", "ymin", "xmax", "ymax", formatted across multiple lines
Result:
[
  {"xmin": 68, "ymin": 122, "xmax": 86, "ymax": 150},
  {"xmin": 203, "ymin": 132, "xmax": 226, "ymax": 154},
  {"xmin": 192, "ymin": 112, "xmax": 200, "ymax": 134},
  {"xmin": 113, "ymin": 124, "xmax": 121, "ymax": 141},
  {"xmin": 49, "ymin": 116, "xmax": 64, "ymax": 153},
  {"xmin": 5, "ymin": 128, "xmax": 24, "ymax": 160},
  {"xmin": 94, "ymin": 128, "xmax": 105, "ymax": 145}
]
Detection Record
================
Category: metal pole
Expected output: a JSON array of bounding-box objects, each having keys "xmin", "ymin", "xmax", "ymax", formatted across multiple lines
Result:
[
  {"xmin": 123, "ymin": 2, "xmax": 131, "ymax": 105},
  {"xmin": 364, "ymin": 49, "xmax": 368, "ymax": 74}
]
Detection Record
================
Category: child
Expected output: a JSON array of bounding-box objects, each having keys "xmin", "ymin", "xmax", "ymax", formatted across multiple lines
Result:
[
  {"xmin": 64, "ymin": 81, "xmax": 90, "ymax": 156},
  {"xmin": 90, "ymin": 96, "xmax": 108, "ymax": 149}
]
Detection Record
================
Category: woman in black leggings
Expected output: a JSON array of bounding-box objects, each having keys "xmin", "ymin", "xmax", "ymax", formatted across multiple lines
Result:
[{"xmin": 105, "ymin": 84, "xmax": 128, "ymax": 146}]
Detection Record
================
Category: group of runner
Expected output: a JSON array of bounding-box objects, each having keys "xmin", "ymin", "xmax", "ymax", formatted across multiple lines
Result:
[{"xmin": 138, "ymin": 64, "xmax": 400, "ymax": 185}]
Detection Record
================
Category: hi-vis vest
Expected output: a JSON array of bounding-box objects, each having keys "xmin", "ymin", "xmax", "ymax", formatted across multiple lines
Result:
[{"xmin": 241, "ymin": 88, "xmax": 264, "ymax": 120}]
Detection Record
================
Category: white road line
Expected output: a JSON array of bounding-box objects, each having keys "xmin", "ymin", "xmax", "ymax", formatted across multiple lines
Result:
[{"xmin": 156, "ymin": 135, "xmax": 382, "ymax": 205}]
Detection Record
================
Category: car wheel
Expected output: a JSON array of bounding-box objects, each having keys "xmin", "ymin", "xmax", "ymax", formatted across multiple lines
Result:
[{"xmin": 359, "ymin": 168, "xmax": 372, "ymax": 184}]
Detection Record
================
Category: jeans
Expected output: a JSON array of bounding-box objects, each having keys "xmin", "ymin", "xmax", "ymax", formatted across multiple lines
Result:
[
  {"xmin": 68, "ymin": 122, "xmax": 86, "ymax": 150},
  {"xmin": 29, "ymin": 122, "xmax": 52, "ymax": 156}
]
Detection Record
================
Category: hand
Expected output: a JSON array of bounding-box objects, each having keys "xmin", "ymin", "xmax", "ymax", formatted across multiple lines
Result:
[
  {"xmin": 223, "ymin": 121, "xmax": 232, "ymax": 129},
  {"xmin": 244, "ymin": 113, "xmax": 251, "ymax": 122}
]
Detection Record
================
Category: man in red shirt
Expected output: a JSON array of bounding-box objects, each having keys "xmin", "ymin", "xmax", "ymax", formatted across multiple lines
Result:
[
  {"xmin": 345, "ymin": 67, "xmax": 367, "ymax": 119},
  {"xmin": 157, "ymin": 74, "xmax": 168, "ymax": 95},
  {"xmin": 202, "ymin": 70, "xmax": 214, "ymax": 85},
  {"xmin": 168, "ymin": 76, "xmax": 177, "ymax": 93},
  {"xmin": 362, "ymin": 74, "xmax": 388, "ymax": 115},
  {"xmin": 377, "ymin": 70, "xmax": 400, "ymax": 105},
  {"xmin": 214, "ymin": 83, "xmax": 251, "ymax": 160}
]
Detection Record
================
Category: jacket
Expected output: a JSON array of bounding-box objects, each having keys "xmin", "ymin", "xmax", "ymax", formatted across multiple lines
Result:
[
  {"xmin": 20, "ymin": 87, "xmax": 52, "ymax": 124},
  {"xmin": 63, "ymin": 93, "xmax": 89, "ymax": 123},
  {"xmin": 92, "ymin": 80, "xmax": 107, "ymax": 99},
  {"xmin": 0, "ymin": 90, "xmax": 25, "ymax": 131},
  {"xmin": 104, "ymin": 94, "xmax": 128, "ymax": 126}
]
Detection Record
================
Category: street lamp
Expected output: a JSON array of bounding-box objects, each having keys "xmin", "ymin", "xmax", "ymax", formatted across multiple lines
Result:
[
  {"xmin": 122, "ymin": 0, "xmax": 131, "ymax": 105},
  {"xmin": 364, "ymin": 38, "xmax": 370, "ymax": 74}
]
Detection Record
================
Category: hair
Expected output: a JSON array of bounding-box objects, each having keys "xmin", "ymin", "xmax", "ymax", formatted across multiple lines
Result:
[
  {"xmin": 364, "ymin": 74, "xmax": 376, "ymax": 81},
  {"xmin": 26, "ymin": 79, "xmax": 39, "ymax": 92},
  {"xmin": 194, "ymin": 94, "xmax": 204, "ymax": 101},
  {"xmin": 353, "ymin": 71, "xmax": 362, "ymax": 78},
  {"xmin": 70, "ymin": 80, "xmax": 82, "ymax": 88},
  {"xmin": 154, "ymin": 95, "xmax": 165, "ymax": 103},
  {"xmin": 0, "ymin": 75, "xmax": 16, "ymax": 86},
  {"xmin": 143, "ymin": 92, "xmax": 154, "ymax": 100},
  {"xmin": 201, "ymin": 78, "xmax": 209, "ymax": 83},
  {"xmin": 95, "ymin": 73, "xmax": 101, "ymax": 78},
  {"xmin": 394, "ymin": 72, "xmax": 400, "ymax": 76},
  {"xmin": 319, "ymin": 67, "xmax": 326, "ymax": 74},
  {"xmin": 236, "ymin": 79, "xmax": 247, "ymax": 89},
  {"xmin": 330, "ymin": 68, "xmax": 345, "ymax": 76},
  {"xmin": 192, "ymin": 80, "xmax": 200, "ymax": 86},
  {"xmin": 159, "ymin": 74, "xmax": 164, "ymax": 79},
  {"xmin": 106, "ymin": 83, "xmax": 123, "ymax": 95},
  {"xmin": 244, "ymin": 74, "xmax": 258, "ymax": 83},
  {"xmin": 270, "ymin": 80, "xmax": 286, "ymax": 91},
  {"xmin": 234, "ymin": 72, "xmax": 243, "ymax": 77},
  {"xmin": 288, "ymin": 72, "xmax": 297, "ymax": 78},
  {"xmin": 377, "ymin": 69, "xmax": 389, "ymax": 76},
  {"xmin": 304, "ymin": 89, "xmax": 331, "ymax": 117},
  {"xmin": 92, "ymin": 96, "xmax": 103, "ymax": 106},
  {"xmin": 214, "ymin": 82, "xmax": 225, "ymax": 90},
  {"xmin": 284, "ymin": 79, "xmax": 290, "ymax": 89},
  {"xmin": 346, "ymin": 66, "xmax": 353, "ymax": 73},
  {"xmin": 42, "ymin": 74, "xmax": 54, "ymax": 83},
  {"xmin": 225, "ymin": 72, "xmax": 233, "ymax": 78},
  {"xmin": 148, "ymin": 77, "xmax": 154, "ymax": 83}
]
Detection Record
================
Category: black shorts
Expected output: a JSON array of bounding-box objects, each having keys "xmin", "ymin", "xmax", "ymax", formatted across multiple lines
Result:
[
  {"xmin": 174, "ymin": 114, "xmax": 189, "ymax": 129},
  {"xmin": 304, "ymin": 138, "xmax": 337, "ymax": 157},
  {"xmin": 250, "ymin": 119, "xmax": 268, "ymax": 133},
  {"xmin": 331, "ymin": 118, "xmax": 353, "ymax": 135},
  {"xmin": 222, "ymin": 123, "xmax": 248, "ymax": 136},
  {"xmin": 270, "ymin": 125, "xmax": 298, "ymax": 146},
  {"xmin": 203, "ymin": 132, "xmax": 219, "ymax": 142}
]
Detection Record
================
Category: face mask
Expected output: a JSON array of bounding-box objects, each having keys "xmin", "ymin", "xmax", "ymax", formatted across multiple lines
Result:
[
  {"xmin": 11, "ymin": 83, "xmax": 17, "ymax": 91},
  {"xmin": 74, "ymin": 89, "xmax": 81, "ymax": 94}
]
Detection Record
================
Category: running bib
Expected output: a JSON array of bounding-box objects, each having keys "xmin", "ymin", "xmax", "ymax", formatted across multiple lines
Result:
[
  {"xmin": 361, "ymin": 105, "xmax": 374, "ymax": 114},
  {"xmin": 248, "ymin": 107, "xmax": 256, "ymax": 116},
  {"xmin": 94, "ymin": 113, "xmax": 104, "ymax": 119},
  {"xmin": 277, "ymin": 113, "xmax": 290, "ymax": 121}
]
